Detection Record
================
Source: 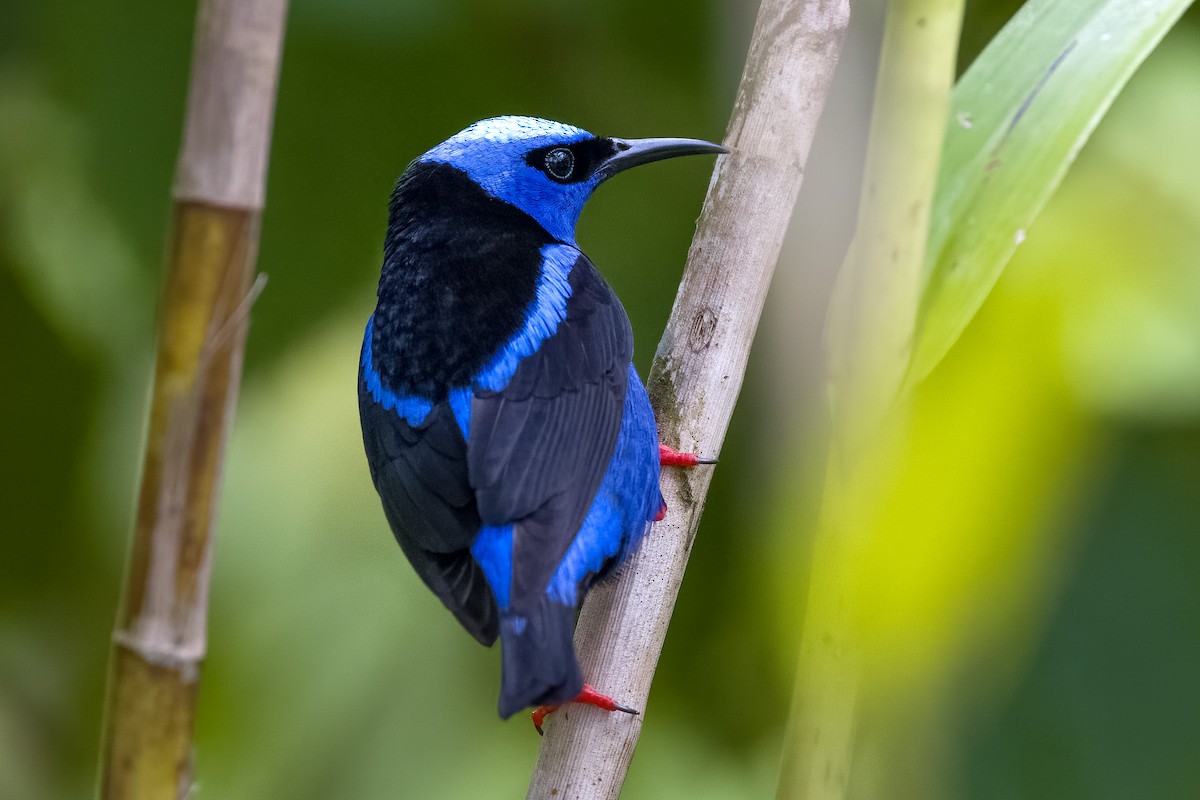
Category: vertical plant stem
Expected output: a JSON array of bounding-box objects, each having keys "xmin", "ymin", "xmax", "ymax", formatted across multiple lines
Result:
[
  {"xmin": 526, "ymin": 1, "xmax": 849, "ymax": 798},
  {"xmin": 98, "ymin": 2, "xmax": 287, "ymax": 798},
  {"xmin": 825, "ymin": 0, "xmax": 965, "ymax": 454},
  {"xmin": 776, "ymin": 1, "xmax": 963, "ymax": 799}
]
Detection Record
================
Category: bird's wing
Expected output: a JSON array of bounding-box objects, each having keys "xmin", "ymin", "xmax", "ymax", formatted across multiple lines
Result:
[
  {"xmin": 358, "ymin": 394, "xmax": 499, "ymax": 645},
  {"xmin": 468, "ymin": 253, "xmax": 633, "ymax": 608}
]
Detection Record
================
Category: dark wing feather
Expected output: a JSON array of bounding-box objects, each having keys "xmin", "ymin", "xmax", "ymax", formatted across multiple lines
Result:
[
  {"xmin": 468, "ymin": 254, "xmax": 633, "ymax": 607},
  {"xmin": 358, "ymin": 391, "xmax": 498, "ymax": 645}
]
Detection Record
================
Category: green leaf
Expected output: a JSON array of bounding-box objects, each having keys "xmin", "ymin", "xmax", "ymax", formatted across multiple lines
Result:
[{"xmin": 906, "ymin": 0, "xmax": 1193, "ymax": 388}]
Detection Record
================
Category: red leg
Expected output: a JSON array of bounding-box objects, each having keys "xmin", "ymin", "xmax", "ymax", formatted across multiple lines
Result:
[
  {"xmin": 658, "ymin": 443, "xmax": 717, "ymax": 468},
  {"xmin": 531, "ymin": 683, "xmax": 638, "ymax": 735}
]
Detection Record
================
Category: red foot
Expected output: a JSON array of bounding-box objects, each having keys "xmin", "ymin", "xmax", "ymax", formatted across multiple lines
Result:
[
  {"xmin": 654, "ymin": 502, "xmax": 667, "ymax": 522},
  {"xmin": 531, "ymin": 683, "xmax": 638, "ymax": 735},
  {"xmin": 658, "ymin": 443, "xmax": 717, "ymax": 468}
]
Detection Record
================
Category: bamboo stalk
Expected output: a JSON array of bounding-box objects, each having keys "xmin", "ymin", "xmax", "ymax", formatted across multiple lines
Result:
[
  {"xmin": 98, "ymin": 2, "xmax": 287, "ymax": 798},
  {"xmin": 526, "ymin": 1, "xmax": 850, "ymax": 797},
  {"xmin": 825, "ymin": 0, "xmax": 965, "ymax": 457},
  {"xmin": 775, "ymin": 1, "xmax": 964, "ymax": 798}
]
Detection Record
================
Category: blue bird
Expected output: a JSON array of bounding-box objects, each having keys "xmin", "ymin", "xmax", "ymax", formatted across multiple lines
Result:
[{"xmin": 358, "ymin": 116, "xmax": 722, "ymax": 728}]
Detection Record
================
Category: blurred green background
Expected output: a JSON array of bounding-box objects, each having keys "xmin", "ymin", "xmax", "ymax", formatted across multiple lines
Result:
[{"xmin": 2, "ymin": 0, "xmax": 1198, "ymax": 798}]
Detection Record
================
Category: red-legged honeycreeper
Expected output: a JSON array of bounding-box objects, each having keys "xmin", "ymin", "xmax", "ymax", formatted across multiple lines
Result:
[{"xmin": 358, "ymin": 116, "xmax": 723, "ymax": 728}]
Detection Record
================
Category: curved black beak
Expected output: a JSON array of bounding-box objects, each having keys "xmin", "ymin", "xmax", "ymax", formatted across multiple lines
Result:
[{"xmin": 596, "ymin": 137, "xmax": 727, "ymax": 182}]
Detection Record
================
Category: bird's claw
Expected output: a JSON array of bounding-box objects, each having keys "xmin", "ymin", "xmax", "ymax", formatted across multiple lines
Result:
[
  {"xmin": 658, "ymin": 443, "xmax": 717, "ymax": 468},
  {"xmin": 530, "ymin": 683, "xmax": 638, "ymax": 734},
  {"xmin": 532, "ymin": 705, "xmax": 551, "ymax": 736}
]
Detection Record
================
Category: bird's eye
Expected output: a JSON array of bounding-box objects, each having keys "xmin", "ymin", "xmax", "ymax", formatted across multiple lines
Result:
[{"xmin": 544, "ymin": 148, "xmax": 575, "ymax": 180}]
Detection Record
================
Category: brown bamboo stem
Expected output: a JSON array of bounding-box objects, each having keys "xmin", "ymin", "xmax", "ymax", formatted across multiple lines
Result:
[
  {"xmin": 98, "ymin": 2, "xmax": 287, "ymax": 798},
  {"xmin": 526, "ymin": 1, "xmax": 850, "ymax": 797}
]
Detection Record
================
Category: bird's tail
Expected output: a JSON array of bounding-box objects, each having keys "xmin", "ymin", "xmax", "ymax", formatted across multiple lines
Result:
[{"xmin": 497, "ymin": 597, "xmax": 581, "ymax": 719}]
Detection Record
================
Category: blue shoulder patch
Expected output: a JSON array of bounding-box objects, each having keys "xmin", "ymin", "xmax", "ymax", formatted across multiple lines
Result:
[
  {"xmin": 360, "ymin": 315, "xmax": 433, "ymax": 425},
  {"xmin": 364, "ymin": 238, "xmax": 574, "ymax": 434},
  {"xmin": 447, "ymin": 386, "xmax": 472, "ymax": 439},
  {"xmin": 473, "ymin": 244, "xmax": 578, "ymax": 392}
]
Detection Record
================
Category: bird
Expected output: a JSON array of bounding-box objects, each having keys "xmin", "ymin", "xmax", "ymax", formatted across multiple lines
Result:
[{"xmin": 357, "ymin": 116, "xmax": 723, "ymax": 730}]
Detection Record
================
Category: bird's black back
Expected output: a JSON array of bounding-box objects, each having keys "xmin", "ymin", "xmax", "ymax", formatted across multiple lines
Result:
[{"xmin": 371, "ymin": 161, "xmax": 556, "ymax": 400}]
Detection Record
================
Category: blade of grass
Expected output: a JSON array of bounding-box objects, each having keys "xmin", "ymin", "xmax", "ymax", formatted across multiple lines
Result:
[{"xmin": 907, "ymin": 0, "xmax": 1194, "ymax": 389}]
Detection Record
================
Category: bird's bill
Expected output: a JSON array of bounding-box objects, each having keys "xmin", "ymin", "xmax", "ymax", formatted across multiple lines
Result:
[{"xmin": 596, "ymin": 137, "xmax": 727, "ymax": 180}]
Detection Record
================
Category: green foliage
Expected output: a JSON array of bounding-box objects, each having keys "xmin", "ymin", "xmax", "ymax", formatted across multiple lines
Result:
[
  {"xmin": 911, "ymin": 0, "xmax": 1194, "ymax": 388},
  {"xmin": 779, "ymin": 1, "xmax": 1199, "ymax": 797}
]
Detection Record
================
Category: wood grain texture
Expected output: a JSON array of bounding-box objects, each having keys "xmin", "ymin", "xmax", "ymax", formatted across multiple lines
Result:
[{"xmin": 526, "ymin": 1, "xmax": 850, "ymax": 797}]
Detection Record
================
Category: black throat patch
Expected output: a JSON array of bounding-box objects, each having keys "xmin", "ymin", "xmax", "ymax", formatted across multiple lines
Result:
[{"xmin": 371, "ymin": 161, "xmax": 556, "ymax": 400}]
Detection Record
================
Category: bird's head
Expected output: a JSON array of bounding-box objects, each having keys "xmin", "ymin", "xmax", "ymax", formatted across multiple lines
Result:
[{"xmin": 418, "ymin": 116, "xmax": 725, "ymax": 244}]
